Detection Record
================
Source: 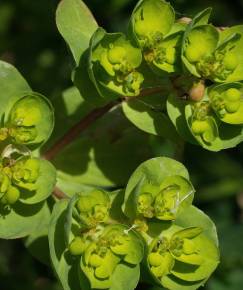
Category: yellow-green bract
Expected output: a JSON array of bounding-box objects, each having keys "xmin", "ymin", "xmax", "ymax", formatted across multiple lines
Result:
[
  {"xmin": 130, "ymin": 0, "xmax": 185, "ymax": 74},
  {"xmin": 89, "ymin": 28, "xmax": 144, "ymax": 98}
]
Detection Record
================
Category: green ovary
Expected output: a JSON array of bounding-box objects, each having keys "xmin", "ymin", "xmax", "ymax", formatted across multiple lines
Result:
[
  {"xmin": 107, "ymin": 46, "xmax": 126, "ymax": 64},
  {"xmin": 191, "ymin": 120, "xmax": 210, "ymax": 135},
  {"xmin": 148, "ymin": 252, "xmax": 164, "ymax": 267},
  {"xmin": 1, "ymin": 185, "xmax": 20, "ymax": 205},
  {"xmin": 69, "ymin": 237, "xmax": 87, "ymax": 256},
  {"xmin": 211, "ymin": 87, "xmax": 243, "ymax": 123}
]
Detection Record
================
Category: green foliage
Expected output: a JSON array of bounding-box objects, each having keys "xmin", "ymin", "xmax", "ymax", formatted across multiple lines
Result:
[
  {"xmin": 5, "ymin": 0, "xmax": 243, "ymax": 289},
  {"xmin": 0, "ymin": 60, "xmax": 56, "ymax": 239},
  {"xmin": 49, "ymin": 157, "xmax": 219, "ymax": 290}
]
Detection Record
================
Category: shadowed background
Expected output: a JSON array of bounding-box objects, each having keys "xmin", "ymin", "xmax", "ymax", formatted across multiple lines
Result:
[{"xmin": 0, "ymin": 0, "xmax": 243, "ymax": 289}]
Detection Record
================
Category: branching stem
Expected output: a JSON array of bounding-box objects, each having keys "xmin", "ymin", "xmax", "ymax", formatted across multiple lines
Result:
[{"xmin": 43, "ymin": 86, "xmax": 165, "ymax": 161}]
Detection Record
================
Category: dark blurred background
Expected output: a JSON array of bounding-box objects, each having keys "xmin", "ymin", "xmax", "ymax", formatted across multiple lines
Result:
[{"xmin": 1, "ymin": 0, "xmax": 243, "ymax": 289}]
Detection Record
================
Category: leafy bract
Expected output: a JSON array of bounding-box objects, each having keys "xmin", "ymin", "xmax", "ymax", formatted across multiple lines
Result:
[
  {"xmin": 122, "ymin": 96, "xmax": 179, "ymax": 142},
  {"xmin": 145, "ymin": 206, "xmax": 219, "ymax": 290},
  {"xmin": 130, "ymin": 0, "xmax": 185, "ymax": 74},
  {"xmin": 6, "ymin": 93, "xmax": 54, "ymax": 147},
  {"xmin": 56, "ymin": 0, "xmax": 98, "ymax": 65},
  {"xmin": 0, "ymin": 60, "xmax": 31, "ymax": 122},
  {"xmin": 0, "ymin": 200, "xmax": 50, "ymax": 239},
  {"xmin": 49, "ymin": 199, "xmax": 81, "ymax": 290}
]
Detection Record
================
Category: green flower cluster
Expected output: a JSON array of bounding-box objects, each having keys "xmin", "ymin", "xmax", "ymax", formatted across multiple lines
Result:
[
  {"xmin": 90, "ymin": 32, "xmax": 144, "ymax": 97},
  {"xmin": 0, "ymin": 92, "xmax": 56, "ymax": 210},
  {"xmin": 161, "ymin": 6, "xmax": 243, "ymax": 151},
  {"xmin": 67, "ymin": 190, "xmax": 144, "ymax": 289},
  {"xmin": 121, "ymin": 157, "xmax": 219, "ymax": 290},
  {"xmin": 55, "ymin": 157, "xmax": 220, "ymax": 290},
  {"xmin": 148, "ymin": 226, "xmax": 219, "ymax": 288},
  {"xmin": 136, "ymin": 175, "xmax": 194, "ymax": 220},
  {"xmin": 131, "ymin": 0, "xmax": 185, "ymax": 74},
  {"xmin": 0, "ymin": 157, "xmax": 40, "ymax": 205}
]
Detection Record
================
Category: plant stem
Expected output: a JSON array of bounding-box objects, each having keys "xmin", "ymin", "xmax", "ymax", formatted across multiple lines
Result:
[
  {"xmin": 43, "ymin": 101, "xmax": 118, "ymax": 160},
  {"xmin": 43, "ymin": 86, "xmax": 165, "ymax": 161}
]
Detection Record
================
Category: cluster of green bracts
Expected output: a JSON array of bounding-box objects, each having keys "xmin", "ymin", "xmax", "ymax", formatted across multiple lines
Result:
[
  {"xmin": 52, "ymin": 157, "xmax": 219, "ymax": 290},
  {"xmin": 64, "ymin": 190, "xmax": 144, "ymax": 289},
  {"xmin": 147, "ymin": 225, "xmax": 219, "ymax": 289},
  {"xmin": 0, "ymin": 92, "xmax": 56, "ymax": 208},
  {"xmin": 0, "ymin": 157, "xmax": 39, "ymax": 205},
  {"xmin": 121, "ymin": 157, "xmax": 219, "ymax": 290},
  {"xmin": 84, "ymin": 0, "xmax": 243, "ymax": 151}
]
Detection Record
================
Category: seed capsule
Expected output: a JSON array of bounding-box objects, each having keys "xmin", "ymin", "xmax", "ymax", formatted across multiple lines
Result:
[
  {"xmin": 1, "ymin": 186, "xmax": 20, "ymax": 205},
  {"xmin": 225, "ymin": 101, "xmax": 240, "ymax": 113},
  {"xmin": 69, "ymin": 237, "xmax": 86, "ymax": 256},
  {"xmin": 89, "ymin": 254, "xmax": 103, "ymax": 267},
  {"xmin": 191, "ymin": 120, "xmax": 210, "ymax": 135},
  {"xmin": 148, "ymin": 252, "xmax": 164, "ymax": 267},
  {"xmin": 225, "ymin": 88, "xmax": 241, "ymax": 102}
]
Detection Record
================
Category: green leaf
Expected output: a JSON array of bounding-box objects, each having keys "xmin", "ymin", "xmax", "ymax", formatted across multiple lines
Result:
[
  {"xmin": 48, "ymin": 199, "xmax": 80, "ymax": 290},
  {"xmin": 110, "ymin": 264, "xmax": 140, "ymax": 290},
  {"xmin": 18, "ymin": 158, "xmax": 56, "ymax": 204},
  {"xmin": 175, "ymin": 205, "xmax": 219, "ymax": 245},
  {"xmin": 0, "ymin": 60, "xmax": 31, "ymax": 122},
  {"xmin": 25, "ymin": 198, "xmax": 53, "ymax": 265},
  {"xmin": 53, "ymin": 107, "xmax": 152, "ymax": 194},
  {"xmin": 219, "ymin": 25, "xmax": 243, "ymax": 82},
  {"xmin": 188, "ymin": 8, "xmax": 212, "ymax": 27},
  {"xmin": 56, "ymin": 0, "xmax": 98, "ymax": 65},
  {"xmin": 166, "ymin": 94, "xmax": 197, "ymax": 145},
  {"xmin": 0, "ymin": 200, "xmax": 50, "ymax": 239},
  {"xmin": 122, "ymin": 97, "xmax": 179, "ymax": 142},
  {"xmin": 65, "ymin": 194, "xmax": 80, "ymax": 245}
]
